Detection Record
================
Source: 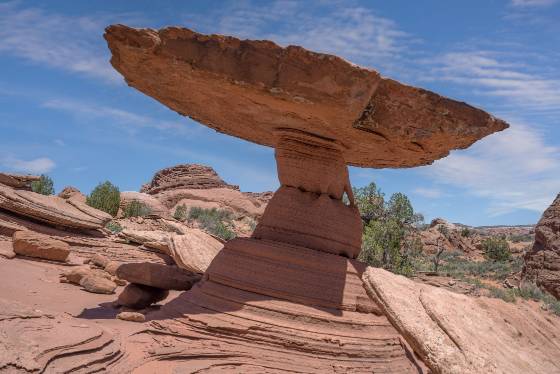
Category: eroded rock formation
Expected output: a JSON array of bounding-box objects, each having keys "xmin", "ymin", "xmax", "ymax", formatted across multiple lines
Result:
[
  {"xmin": 523, "ymin": 194, "xmax": 560, "ymax": 298},
  {"xmin": 104, "ymin": 24, "xmax": 509, "ymax": 372},
  {"xmin": 0, "ymin": 173, "xmax": 39, "ymax": 191}
]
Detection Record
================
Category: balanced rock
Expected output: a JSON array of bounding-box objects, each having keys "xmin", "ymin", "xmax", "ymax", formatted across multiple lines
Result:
[
  {"xmin": 80, "ymin": 275, "xmax": 117, "ymax": 294},
  {"xmin": 12, "ymin": 230, "xmax": 70, "ymax": 262},
  {"xmin": 523, "ymin": 193, "xmax": 560, "ymax": 298},
  {"xmin": 117, "ymin": 311, "xmax": 145, "ymax": 322},
  {"xmin": 116, "ymin": 262, "xmax": 200, "ymax": 290},
  {"xmin": 0, "ymin": 173, "xmax": 39, "ymax": 190},
  {"xmin": 117, "ymin": 283, "xmax": 169, "ymax": 309}
]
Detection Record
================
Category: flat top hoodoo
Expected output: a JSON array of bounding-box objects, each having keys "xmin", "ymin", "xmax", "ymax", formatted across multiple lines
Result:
[{"xmin": 105, "ymin": 24, "xmax": 508, "ymax": 168}]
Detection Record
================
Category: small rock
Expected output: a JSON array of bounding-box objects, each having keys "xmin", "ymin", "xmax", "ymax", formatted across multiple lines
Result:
[
  {"xmin": 90, "ymin": 253, "xmax": 110, "ymax": 268},
  {"xmin": 104, "ymin": 260, "xmax": 121, "ymax": 275},
  {"xmin": 116, "ymin": 262, "xmax": 201, "ymax": 290},
  {"xmin": 12, "ymin": 230, "xmax": 70, "ymax": 262},
  {"xmin": 80, "ymin": 275, "xmax": 117, "ymax": 294},
  {"xmin": 62, "ymin": 267, "xmax": 110, "ymax": 285},
  {"xmin": 117, "ymin": 283, "xmax": 168, "ymax": 309},
  {"xmin": 117, "ymin": 311, "xmax": 145, "ymax": 322},
  {"xmin": 448, "ymin": 280, "xmax": 456, "ymax": 286},
  {"xmin": 0, "ymin": 241, "xmax": 16, "ymax": 259}
]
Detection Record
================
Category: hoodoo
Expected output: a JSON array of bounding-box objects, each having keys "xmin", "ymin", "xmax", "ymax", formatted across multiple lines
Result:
[{"xmin": 105, "ymin": 25, "xmax": 508, "ymax": 372}]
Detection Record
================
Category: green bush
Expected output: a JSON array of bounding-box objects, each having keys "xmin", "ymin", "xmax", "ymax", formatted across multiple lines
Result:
[
  {"xmin": 461, "ymin": 227, "xmax": 472, "ymax": 238},
  {"xmin": 482, "ymin": 237, "xmax": 511, "ymax": 261},
  {"xmin": 31, "ymin": 174, "xmax": 54, "ymax": 195},
  {"xmin": 123, "ymin": 200, "xmax": 151, "ymax": 218},
  {"xmin": 488, "ymin": 287, "xmax": 517, "ymax": 303},
  {"xmin": 173, "ymin": 204, "xmax": 188, "ymax": 221},
  {"xmin": 105, "ymin": 220, "xmax": 123, "ymax": 233},
  {"xmin": 86, "ymin": 181, "xmax": 120, "ymax": 217},
  {"xmin": 188, "ymin": 207, "xmax": 236, "ymax": 241}
]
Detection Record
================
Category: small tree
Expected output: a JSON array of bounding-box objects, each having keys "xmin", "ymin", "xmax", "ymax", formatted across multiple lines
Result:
[
  {"xmin": 86, "ymin": 181, "xmax": 120, "ymax": 217},
  {"xmin": 482, "ymin": 237, "xmax": 511, "ymax": 261},
  {"xmin": 31, "ymin": 174, "xmax": 54, "ymax": 195},
  {"xmin": 123, "ymin": 200, "xmax": 151, "ymax": 218}
]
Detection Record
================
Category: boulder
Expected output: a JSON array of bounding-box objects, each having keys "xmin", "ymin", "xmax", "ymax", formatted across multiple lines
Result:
[
  {"xmin": 168, "ymin": 230, "xmax": 223, "ymax": 273},
  {"xmin": 0, "ymin": 172, "xmax": 39, "ymax": 190},
  {"xmin": 116, "ymin": 262, "xmax": 200, "ymax": 290},
  {"xmin": 12, "ymin": 230, "xmax": 70, "ymax": 262},
  {"xmin": 61, "ymin": 266, "xmax": 110, "ymax": 285},
  {"xmin": 116, "ymin": 311, "xmax": 145, "ymax": 322},
  {"xmin": 523, "ymin": 193, "xmax": 560, "ymax": 298},
  {"xmin": 119, "ymin": 229, "xmax": 171, "ymax": 253},
  {"xmin": 79, "ymin": 275, "xmax": 117, "ymax": 294},
  {"xmin": 90, "ymin": 253, "xmax": 110, "ymax": 268},
  {"xmin": 0, "ymin": 239, "xmax": 15, "ymax": 259},
  {"xmin": 104, "ymin": 260, "xmax": 121, "ymax": 276},
  {"xmin": 58, "ymin": 186, "xmax": 86, "ymax": 203},
  {"xmin": 117, "ymin": 283, "xmax": 168, "ymax": 309},
  {"xmin": 0, "ymin": 183, "xmax": 111, "ymax": 231},
  {"xmin": 363, "ymin": 267, "xmax": 560, "ymax": 374}
]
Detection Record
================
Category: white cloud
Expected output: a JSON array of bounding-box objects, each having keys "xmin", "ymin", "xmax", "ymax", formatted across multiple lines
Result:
[
  {"xmin": 0, "ymin": 2, "xmax": 122, "ymax": 83},
  {"xmin": 511, "ymin": 0, "xmax": 558, "ymax": 7},
  {"xmin": 413, "ymin": 187, "xmax": 444, "ymax": 199},
  {"xmin": 42, "ymin": 98, "xmax": 193, "ymax": 134},
  {"xmin": 185, "ymin": 0, "xmax": 412, "ymax": 70},
  {"xmin": 422, "ymin": 122, "xmax": 560, "ymax": 216},
  {"xmin": 0, "ymin": 156, "xmax": 55, "ymax": 174},
  {"xmin": 427, "ymin": 51, "xmax": 560, "ymax": 115}
]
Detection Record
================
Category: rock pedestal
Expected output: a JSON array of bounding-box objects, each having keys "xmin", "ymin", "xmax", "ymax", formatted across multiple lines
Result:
[{"xmin": 104, "ymin": 24, "xmax": 508, "ymax": 372}]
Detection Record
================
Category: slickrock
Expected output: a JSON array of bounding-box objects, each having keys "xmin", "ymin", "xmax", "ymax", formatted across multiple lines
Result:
[
  {"xmin": 12, "ymin": 230, "xmax": 70, "ymax": 262},
  {"xmin": 105, "ymin": 25, "xmax": 508, "ymax": 372},
  {"xmin": 0, "ymin": 298, "xmax": 122, "ymax": 373},
  {"xmin": 116, "ymin": 262, "xmax": 201, "ymax": 290},
  {"xmin": 0, "ymin": 183, "xmax": 111, "ymax": 231},
  {"xmin": 167, "ymin": 229, "xmax": 223, "ymax": 273},
  {"xmin": 58, "ymin": 185, "xmax": 87, "ymax": 203},
  {"xmin": 119, "ymin": 191, "xmax": 169, "ymax": 217},
  {"xmin": 119, "ymin": 228, "xmax": 171, "ymax": 253},
  {"xmin": 80, "ymin": 275, "xmax": 117, "ymax": 294},
  {"xmin": 141, "ymin": 164, "xmax": 235, "ymax": 194},
  {"xmin": 117, "ymin": 311, "xmax": 145, "ymax": 322},
  {"xmin": 0, "ymin": 172, "xmax": 39, "ymax": 190},
  {"xmin": 363, "ymin": 267, "xmax": 560, "ymax": 374},
  {"xmin": 117, "ymin": 283, "xmax": 169, "ymax": 309},
  {"xmin": 523, "ymin": 193, "xmax": 560, "ymax": 298}
]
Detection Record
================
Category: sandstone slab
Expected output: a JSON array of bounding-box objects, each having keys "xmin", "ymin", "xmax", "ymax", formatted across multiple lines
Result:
[
  {"xmin": 12, "ymin": 230, "xmax": 70, "ymax": 262},
  {"xmin": 363, "ymin": 267, "xmax": 560, "ymax": 374},
  {"xmin": 116, "ymin": 262, "xmax": 201, "ymax": 290},
  {"xmin": 168, "ymin": 229, "xmax": 223, "ymax": 273},
  {"xmin": 0, "ymin": 173, "xmax": 39, "ymax": 190}
]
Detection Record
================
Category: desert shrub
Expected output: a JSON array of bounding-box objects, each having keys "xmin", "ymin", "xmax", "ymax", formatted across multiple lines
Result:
[
  {"xmin": 482, "ymin": 237, "xmax": 511, "ymax": 261},
  {"xmin": 123, "ymin": 200, "xmax": 151, "ymax": 218},
  {"xmin": 31, "ymin": 174, "xmax": 54, "ymax": 195},
  {"xmin": 461, "ymin": 227, "xmax": 472, "ymax": 238},
  {"xmin": 105, "ymin": 220, "xmax": 123, "ymax": 233},
  {"xmin": 438, "ymin": 252, "xmax": 521, "ymax": 281},
  {"xmin": 545, "ymin": 296, "xmax": 560, "ymax": 316},
  {"xmin": 188, "ymin": 207, "xmax": 236, "ymax": 241},
  {"xmin": 518, "ymin": 282, "xmax": 545, "ymax": 301},
  {"xmin": 510, "ymin": 233, "xmax": 533, "ymax": 243},
  {"xmin": 173, "ymin": 204, "xmax": 188, "ymax": 221},
  {"xmin": 355, "ymin": 183, "xmax": 424, "ymax": 276},
  {"xmin": 86, "ymin": 181, "xmax": 120, "ymax": 217},
  {"xmin": 488, "ymin": 287, "xmax": 517, "ymax": 303}
]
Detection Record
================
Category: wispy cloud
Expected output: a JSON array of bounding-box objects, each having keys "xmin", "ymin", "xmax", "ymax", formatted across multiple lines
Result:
[
  {"xmin": 42, "ymin": 98, "xmax": 194, "ymax": 135},
  {"xmin": 427, "ymin": 50, "xmax": 560, "ymax": 116},
  {"xmin": 413, "ymin": 187, "xmax": 444, "ymax": 199},
  {"xmin": 184, "ymin": 0, "xmax": 413, "ymax": 71},
  {"xmin": 422, "ymin": 122, "xmax": 560, "ymax": 216},
  {"xmin": 0, "ymin": 2, "xmax": 129, "ymax": 83},
  {"xmin": 510, "ymin": 0, "xmax": 558, "ymax": 7},
  {"xmin": 0, "ymin": 156, "xmax": 55, "ymax": 174}
]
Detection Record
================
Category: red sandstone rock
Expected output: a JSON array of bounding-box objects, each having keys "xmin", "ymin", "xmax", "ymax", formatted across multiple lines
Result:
[
  {"xmin": 523, "ymin": 193, "xmax": 560, "ymax": 299},
  {"xmin": 79, "ymin": 275, "xmax": 117, "ymax": 294},
  {"xmin": 117, "ymin": 283, "xmax": 168, "ymax": 309},
  {"xmin": 12, "ymin": 230, "xmax": 70, "ymax": 262},
  {"xmin": 116, "ymin": 262, "xmax": 201, "ymax": 290},
  {"xmin": 141, "ymin": 164, "xmax": 236, "ymax": 194},
  {"xmin": 117, "ymin": 311, "xmax": 145, "ymax": 322},
  {"xmin": 57, "ymin": 186, "xmax": 86, "ymax": 203},
  {"xmin": 0, "ymin": 173, "xmax": 39, "ymax": 190},
  {"xmin": 167, "ymin": 229, "xmax": 223, "ymax": 273}
]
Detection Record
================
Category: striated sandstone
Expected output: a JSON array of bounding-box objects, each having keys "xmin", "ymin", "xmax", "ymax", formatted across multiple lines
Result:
[
  {"xmin": 12, "ymin": 230, "xmax": 70, "ymax": 262},
  {"xmin": 0, "ymin": 173, "xmax": 39, "ymax": 190},
  {"xmin": 363, "ymin": 267, "xmax": 560, "ymax": 374},
  {"xmin": 141, "ymin": 164, "xmax": 235, "ymax": 194},
  {"xmin": 523, "ymin": 193, "xmax": 560, "ymax": 298},
  {"xmin": 167, "ymin": 229, "xmax": 223, "ymax": 273}
]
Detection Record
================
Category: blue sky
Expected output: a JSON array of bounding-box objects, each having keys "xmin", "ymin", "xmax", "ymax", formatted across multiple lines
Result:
[{"xmin": 1, "ymin": 0, "xmax": 559, "ymax": 226}]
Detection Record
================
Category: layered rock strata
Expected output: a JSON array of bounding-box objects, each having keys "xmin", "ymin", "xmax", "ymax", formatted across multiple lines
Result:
[{"xmin": 523, "ymin": 193, "xmax": 560, "ymax": 298}]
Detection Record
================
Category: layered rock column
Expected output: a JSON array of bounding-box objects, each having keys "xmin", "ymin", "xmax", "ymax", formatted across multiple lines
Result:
[{"xmin": 253, "ymin": 129, "xmax": 362, "ymax": 258}]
